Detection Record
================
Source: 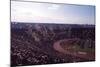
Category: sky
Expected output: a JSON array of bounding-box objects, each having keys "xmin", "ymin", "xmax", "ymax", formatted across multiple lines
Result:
[{"xmin": 11, "ymin": 1, "xmax": 95, "ymax": 25}]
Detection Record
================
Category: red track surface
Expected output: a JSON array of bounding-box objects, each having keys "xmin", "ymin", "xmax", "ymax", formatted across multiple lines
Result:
[{"xmin": 53, "ymin": 39, "xmax": 95, "ymax": 60}]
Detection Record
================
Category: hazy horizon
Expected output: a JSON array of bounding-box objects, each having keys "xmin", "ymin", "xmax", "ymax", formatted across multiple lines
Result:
[{"xmin": 11, "ymin": 1, "xmax": 95, "ymax": 25}]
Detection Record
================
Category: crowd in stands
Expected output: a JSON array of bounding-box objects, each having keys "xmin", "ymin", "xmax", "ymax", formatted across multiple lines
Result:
[{"xmin": 11, "ymin": 23, "xmax": 95, "ymax": 66}]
